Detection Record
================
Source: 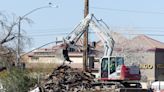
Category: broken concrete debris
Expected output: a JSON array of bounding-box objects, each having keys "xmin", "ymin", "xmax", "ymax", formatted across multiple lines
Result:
[{"xmin": 39, "ymin": 65, "xmax": 95, "ymax": 92}]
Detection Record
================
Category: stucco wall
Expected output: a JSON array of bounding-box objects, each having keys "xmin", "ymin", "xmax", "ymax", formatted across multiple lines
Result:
[
  {"xmin": 140, "ymin": 52, "xmax": 155, "ymax": 81},
  {"xmin": 113, "ymin": 51, "xmax": 156, "ymax": 81},
  {"xmin": 28, "ymin": 56, "xmax": 57, "ymax": 63},
  {"xmin": 69, "ymin": 57, "xmax": 83, "ymax": 68}
]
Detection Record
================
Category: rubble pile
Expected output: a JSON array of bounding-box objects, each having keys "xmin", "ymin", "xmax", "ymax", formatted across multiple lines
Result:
[{"xmin": 40, "ymin": 65, "xmax": 95, "ymax": 92}]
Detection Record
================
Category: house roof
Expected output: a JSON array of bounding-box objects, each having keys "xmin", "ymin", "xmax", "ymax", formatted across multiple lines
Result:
[
  {"xmin": 111, "ymin": 31, "xmax": 128, "ymax": 44},
  {"xmin": 96, "ymin": 31, "xmax": 128, "ymax": 46},
  {"xmin": 27, "ymin": 32, "xmax": 164, "ymax": 57},
  {"xmin": 122, "ymin": 35, "xmax": 164, "ymax": 51},
  {"xmin": 96, "ymin": 33, "xmax": 164, "ymax": 52},
  {"xmin": 133, "ymin": 35, "xmax": 164, "ymax": 49},
  {"xmin": 95, "ymin": 31, "xmax": 128, "ymax": 52}
]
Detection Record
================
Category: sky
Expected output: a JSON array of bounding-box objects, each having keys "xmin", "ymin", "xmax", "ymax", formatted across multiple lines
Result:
[{"xmin": 0, "ymin": 0, "xmax": 164, "ymax": 51}]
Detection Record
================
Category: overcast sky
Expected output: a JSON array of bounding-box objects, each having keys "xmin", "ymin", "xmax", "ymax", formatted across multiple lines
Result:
[{"xmin": 1, "ymin": 0, "xmax": 164, "ymax": 51}]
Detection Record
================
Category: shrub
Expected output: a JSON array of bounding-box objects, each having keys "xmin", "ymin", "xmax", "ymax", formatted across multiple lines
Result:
[{"xmin": 0, "ymin": 68, "xmax": 37, "ymax": 92}]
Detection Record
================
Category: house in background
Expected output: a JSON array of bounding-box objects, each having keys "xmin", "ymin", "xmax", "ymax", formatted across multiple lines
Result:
[
  {"xmin": 112, "ymin": 34, "xmax": 164, "ymax": 82},
  {"xmin": 26, "ymin": 32, "xmax": 164, "ymax": 82},
  {"xmin": 26, "ymin": 39, "xmax": 98, "ymax": 69}
]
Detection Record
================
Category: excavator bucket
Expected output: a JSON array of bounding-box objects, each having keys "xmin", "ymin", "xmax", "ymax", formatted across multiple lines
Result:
[{"xmin": 54, "ymin": 43, "xmax": 73, "ymax": 65}]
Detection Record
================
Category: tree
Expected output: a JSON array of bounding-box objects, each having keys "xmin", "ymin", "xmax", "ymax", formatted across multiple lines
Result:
[
  {"xmin": 0, "ymin": 12, "xmax": 36, "ymax": 92},
  {"xmin": 0, "ymin": 12, "xmax": 32, "ymax": 68}
]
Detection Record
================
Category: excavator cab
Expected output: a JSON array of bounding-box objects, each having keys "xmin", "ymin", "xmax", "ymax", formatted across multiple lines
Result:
[
  {"xmin": 100, "ymin": 56, "xmax": 141, "ymax": 81},
  {"xmin": 100, "ymin": 56, "xmax": 124, "ymax": 80}
]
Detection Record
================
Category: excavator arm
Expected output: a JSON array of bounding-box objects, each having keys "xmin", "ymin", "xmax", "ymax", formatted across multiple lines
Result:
[
  {"xmin": 63, "ymin": 14, "xmax": 114, "ymax": 58},
  {"xmin": 89, "ymin": 14, "xmax": 114, "ymax": 57},
  {"xmin": 64, "ymin": 14, "xmax": 92, "ymax": 47}
]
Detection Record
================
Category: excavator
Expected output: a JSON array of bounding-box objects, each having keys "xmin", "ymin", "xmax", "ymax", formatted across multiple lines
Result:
[
  {"xmin": 62, "ymin": 14, "xmax": 141, "ymax": 88},
  {"xmin": 30, "ymin": 14, "xmax": 142, "ymax": 92}
]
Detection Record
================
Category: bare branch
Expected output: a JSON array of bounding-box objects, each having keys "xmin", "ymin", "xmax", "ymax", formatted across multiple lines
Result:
[{"xmin": 0, "ymin": 22, "xmax": 17, "ymax": 44}]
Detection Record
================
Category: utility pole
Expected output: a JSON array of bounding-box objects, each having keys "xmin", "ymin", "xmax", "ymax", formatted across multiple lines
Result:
[
  {"xmin": 16, "ymin": 17, "xmax": 21, "ymax": 67},
  {"xmin": 16, "ymin": 3, "xmax": 56, "ymax": 67},
  {"xmin": 83, "ymin": 0, "xmax": 89, "ymax": 71}
]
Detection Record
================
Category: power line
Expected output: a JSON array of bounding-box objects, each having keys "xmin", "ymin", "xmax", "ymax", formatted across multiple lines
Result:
[
  {"xmin": 27, "ymin": 27, "xmax": 72, "ymax": 31},
  {"xmin": 27, "ymin": 28, "xmax": 164, "ymax": 36},
  {"xmin": 111, "ymin": 26, "xmax": 164, "ymax": 29},
  {"xmin": 27, "ymin": 32, "xmax": 164, "ymax": 37},
  {"xmin": 91, "ymin": 7, "xmax": 164, "ymax": 14},
  {"xmin": 26, "ymin": 26, "xmax": 164, "ymax": 34},
  {"xmin": 26, "ymin": 28, "xmax": 164, "ymax": 35},
  {"xmin": 121, "ymin": 33, "xmax": 164, "ymax": 36},
  {"xmin": 28, "ymin": 32, "xmax": 68, "ymax": 36},
  {"xmin": 111, "ymin": 29, "xmax": 164, "ymax": 32},
  {"xmin": 21, "ymin": 40, "xmax": 62, "ymax": 56},
  {"xmin": 26, "ymin": 29, "xmax": 72, "ymax": 34}
]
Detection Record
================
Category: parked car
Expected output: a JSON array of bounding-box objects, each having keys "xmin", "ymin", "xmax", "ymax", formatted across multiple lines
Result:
[{"xmin": 151, "ymin": 81, "xmax": 164, "ymax": 92}]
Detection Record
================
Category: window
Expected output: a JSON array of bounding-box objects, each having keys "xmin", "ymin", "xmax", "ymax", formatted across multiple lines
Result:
[
  {"xmin": 101, "ymin": 58, "xmax": 109, "ymax": 78},
  {"xmin": 116, "ymin": 57, "xmax": 124, "ymax": 66},
  {"xmin": 101, "ymin": 58, "xmax": 108, "ymax": 71},
  {"xmin": 69, "ymin": 48, "xmax": 75, "ymax": 52},
  {"xmin": 31, "ymin": 57, "xmax": 39, "ymax": 61}
]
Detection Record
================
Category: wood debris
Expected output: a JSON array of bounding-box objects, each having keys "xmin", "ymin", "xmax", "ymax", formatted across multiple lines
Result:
[{"xmin": 39, "ymin": 65, "xmax": 95, "ymax": 92}]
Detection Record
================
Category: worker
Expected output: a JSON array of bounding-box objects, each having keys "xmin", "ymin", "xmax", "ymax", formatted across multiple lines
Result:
[
  {"xmin": 110, "ymin": 61, "xmax": 115, "ymax": 73},
  {"xmin": 62, "ymin": 43, "xmax": 72, "ymax": 64}
]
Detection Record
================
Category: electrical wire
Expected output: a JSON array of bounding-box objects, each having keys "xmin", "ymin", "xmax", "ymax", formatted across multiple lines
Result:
[
  {"xmin": 27, "ymin": 27, "xmax": 72, "ymax": 32},
  {"xmin": 21, "ymin": 40, "xmax": 62, "ymax": 56},
  {"xmin": 91, "ymin": 7, "xmax": 164, "ymax": 14},
  {"xmin": 25, "ymin": 26, "xmax": 164, "ymax": 35},
  {"xmin": 28, "ymin": 32, "xmax": 68, "ymax": 36},
  {"xmin": 27, "ymin": 32, "xmax": 164, "ymax": 37},
  {"xmin": 26, "ymin": 28, "xmax": 164, "ymax": 36}
]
